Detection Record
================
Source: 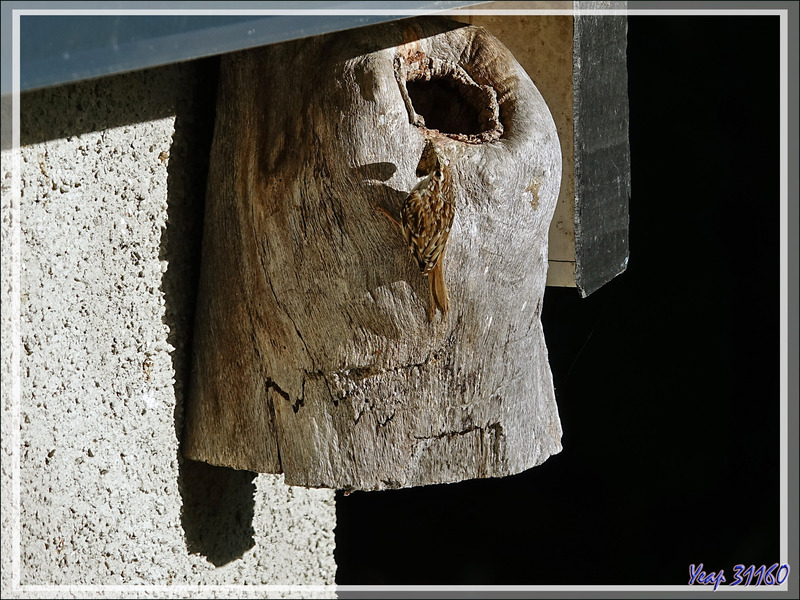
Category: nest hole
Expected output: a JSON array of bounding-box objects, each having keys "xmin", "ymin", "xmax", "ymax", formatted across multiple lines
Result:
[{"xmin": 406, "ymin": 76, "xmax": 492, "ymax": 137}]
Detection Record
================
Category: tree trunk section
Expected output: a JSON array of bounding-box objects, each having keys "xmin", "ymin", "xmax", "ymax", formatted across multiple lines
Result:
[{"xmin": 183, "ymin": 17, "xmax": 563, "ymax": 491}]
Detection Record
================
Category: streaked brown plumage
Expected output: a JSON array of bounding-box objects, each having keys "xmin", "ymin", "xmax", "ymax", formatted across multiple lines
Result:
[{"xmin": 401, "ymin": 145, "xmax": 454, "ymax": 321}]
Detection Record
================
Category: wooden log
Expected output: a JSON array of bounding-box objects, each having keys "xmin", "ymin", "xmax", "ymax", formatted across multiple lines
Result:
[{"xmin": 183, "ymin": 17, "xmax": 563, "ymax": 491}]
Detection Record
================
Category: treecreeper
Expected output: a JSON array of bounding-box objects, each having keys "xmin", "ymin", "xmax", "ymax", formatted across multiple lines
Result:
[{"xmin": 183, "ymin": 17, "xmax": 564, "ymax": 491}]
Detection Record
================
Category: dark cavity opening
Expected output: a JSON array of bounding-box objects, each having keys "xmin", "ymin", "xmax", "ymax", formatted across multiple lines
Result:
[{"xmin": 407, "ymin": 76, "xmax": 488, "ymax": 136}]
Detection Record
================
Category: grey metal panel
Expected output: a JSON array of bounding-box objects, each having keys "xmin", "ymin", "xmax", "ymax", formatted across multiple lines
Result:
[
  {"xmin": 573, "ymin": 7, "xmax": 631, "ymax": 297},
  {"xmin": 10, "ymin": 2, "xmax": 481, "ymax": 94}
]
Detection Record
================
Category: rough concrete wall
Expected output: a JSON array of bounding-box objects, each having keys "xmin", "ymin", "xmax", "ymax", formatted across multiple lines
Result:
[{"xmin": 1, "ymin": 61, "xmax": 336, "ymax": 597}]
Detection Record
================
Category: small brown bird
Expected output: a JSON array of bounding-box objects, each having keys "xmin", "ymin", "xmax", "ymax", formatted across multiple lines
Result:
[{"xmin": 401, "ymin": 144, "xmax": 455, "ymax": 321}]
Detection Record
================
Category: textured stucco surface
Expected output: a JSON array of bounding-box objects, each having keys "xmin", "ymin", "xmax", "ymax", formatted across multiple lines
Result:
[{"xmin": 1, "ymin": 61, "xmax": 336, "ymax": 598}]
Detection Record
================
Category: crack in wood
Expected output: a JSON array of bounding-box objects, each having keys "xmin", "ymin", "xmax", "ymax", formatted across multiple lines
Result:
[
  {"xmin": 377, "ymin": 411, "xmax": 396, "ymax": 429},
  {"xmin": 265, "ymin": 376, "xmax": 305, "ymax": 414},
  {"xmin": 326, "ymin": 315, "xmax": 462, "ymax": 388},
  {"xmin": 487, "ymin": 422, "xmax": 504, "ymax": 459},
  {"xmin": 353, "ymin": 402, "xmax": 369, "ymax": 426},
  {"xmin": 295, "ymin": 377, "xmax": 306, "ymax": 413},
  {"xmin": 262, "ymin": 380, "xmax": 283, "ymax": 472},
  {"xmin": 413, "ymin": 421, "xmax": 502, "ymax": 442},
  {"xmin": 351, "ymin": 399, "xmax": 400, "ymax": 430},
  {"xmin": 332, "ymin": 354, "xmax": 433, "ymax": 383},
  {"xmin": 260, "ymin": 239, "xmax": 317, "ymax": 371}
]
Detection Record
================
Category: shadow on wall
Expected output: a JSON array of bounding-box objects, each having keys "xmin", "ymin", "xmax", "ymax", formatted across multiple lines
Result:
[
  {"xmin": 179, "ymin": 460, "xmax": 257, "ymax": 565},
  {"xmin": 20, "ymin": 58, "xmax": 258, "ymax": 567},
  {"xmin": 158, "ymin": 58, "xmax": 260, "ymax": 567}
]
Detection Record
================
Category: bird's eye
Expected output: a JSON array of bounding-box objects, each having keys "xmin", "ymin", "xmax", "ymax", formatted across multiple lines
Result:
[{"xmin": 434, "ymin": 170, "xmax": 443, "ymax": 181}]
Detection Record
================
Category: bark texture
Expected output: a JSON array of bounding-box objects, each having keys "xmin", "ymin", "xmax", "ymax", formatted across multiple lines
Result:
[{"xmin": 183, "ymin": 17, "xmax": 563, "ymax": 490}]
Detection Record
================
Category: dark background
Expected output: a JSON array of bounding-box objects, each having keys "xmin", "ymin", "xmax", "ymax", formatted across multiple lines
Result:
[{"xmin": 335, "ymin": 15, "xmax": 781, "ymax": 585}]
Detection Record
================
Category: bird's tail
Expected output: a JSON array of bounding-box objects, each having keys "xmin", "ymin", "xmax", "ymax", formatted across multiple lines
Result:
[{"xmin": 428, "ymin": 252, "xmax": 449, "ymax": 321}]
